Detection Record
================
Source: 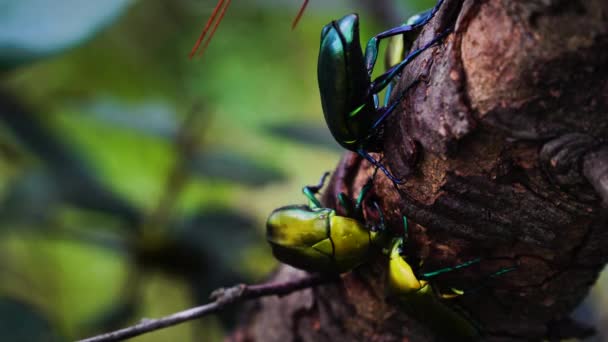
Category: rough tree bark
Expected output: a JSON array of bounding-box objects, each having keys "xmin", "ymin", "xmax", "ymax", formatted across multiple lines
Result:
[{"xmin": 233, "ymin": 1, "xmax": 608, "ymax": 340}]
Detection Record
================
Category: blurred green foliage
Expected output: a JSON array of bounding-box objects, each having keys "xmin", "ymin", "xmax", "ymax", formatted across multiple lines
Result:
[
  {"xmin": 0, "ymin": 0, "xmax": 604, "ymax": 341},
  {"xmin": 0, "ymin": 0, "xmax": 133, "ymax": 70}
]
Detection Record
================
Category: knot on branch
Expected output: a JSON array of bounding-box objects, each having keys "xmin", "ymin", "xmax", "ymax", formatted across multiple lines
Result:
[
  {"xmin": 540, "ymin": 133, "xmax": 605, "ymax": 203},
  {"xmin": 583, "ymin": 147, "xmax": 608, "ymax": 207},
  {"xmin": 210, "ymin": 284, "xmax": 246, "ymax": 305}
]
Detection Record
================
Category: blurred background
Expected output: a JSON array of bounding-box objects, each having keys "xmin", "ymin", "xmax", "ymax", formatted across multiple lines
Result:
[{"xmin": 0, "ymin": 0, "xmax": 605, "ymax": 341}]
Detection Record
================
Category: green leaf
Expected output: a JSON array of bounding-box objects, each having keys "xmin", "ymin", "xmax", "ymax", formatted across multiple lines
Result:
[
  {"xmin": 265, "ymin": 122, "xmax": 342, "ymax": 152},
  {"xmin": 0, "ymin": 171, "xmax": 59, "ymax": 229},
  {"xmin": 0, "ymin": 100, "xmax": 141, "ymax": 226},
  {"xmin": 82, "ymin": 99, "xmax": 179, "ymax": 139},
  {"xmin": 0, "ymin": 297, "xmax": 59, "ymax": 342},
  {"xmin": 178, "ymin": 210, "xmax": 260, "ymax": 271},
  {"xmin": 189, "ymin": 151, "xmax": 286, "ymax": 187},
  {"xmin": 0, "ymin": 0, "xmax": 133, "ymax": 70}
]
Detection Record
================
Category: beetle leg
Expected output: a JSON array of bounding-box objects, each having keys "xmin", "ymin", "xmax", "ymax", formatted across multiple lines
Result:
[
  {"xmin": 391, "ymin": 217, "xmax": 409, "ymax": 260},
  {"xmin": 355, "ymin": 179, "xmax": 373, "ymax": 210},
  {"xmin": 357, "ymin": 149, "xmax": 404, "ymax": 184},
  {"xmin": 434, "ymin": 266, "xmax": 517, "ymax": 299},
  {"xmin": 420, "ymin": 258, "xmax": 482, "ymax": 279},
  {"xmin": 355, "ymin": 167, "xmax": 379, "ymax": 210},
  {"xmin": 402, "ymin": 216, "xmax": 409, "ymax": 242},
  {"xmin": 383, "ymin": 80, "xmax": 395, "ymax": 107},
  {"xmin": 302, "ymin": 172, "xmax": 330, "ymax": 209},
  {"xmin": 337, "ymin": 192, "xmax": 355, "ymax": 217},
  {"xmin": 434, "ymin": 287, "xmax": 464, "ymax": 300},
  {"xmin": 363, "ymin": 0, "xmax": 445, "ymax": 74},
  {"xmin": 370, "ymin": 28, "xmax": 452, "ymax": 95},
  {"xmin": 456, "ymin": 266, "xmax": 517, "ymax": 295},
  {"xmin": 370, "ymin": 201, "xmax": 386, "ymax": 232},
  {"xmin": 373, "ymin": 93, "xmax": 379, "ymax": 109},
  {"xmin": 371, "ymin": 78, "xmax": 421, "ymax": 130},
  {"xmin": 422, "ymin": 257, "xmax": 517, "ymax": 298}
]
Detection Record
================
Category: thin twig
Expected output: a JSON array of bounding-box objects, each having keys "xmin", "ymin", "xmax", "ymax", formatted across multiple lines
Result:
[{"xmin": 77, "ymin": 274, "xmax": 336, "ymax": 342}]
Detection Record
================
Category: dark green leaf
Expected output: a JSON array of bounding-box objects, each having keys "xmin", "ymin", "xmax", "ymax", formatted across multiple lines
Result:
[
  {"xmin": 265, "ymin": 122, "xmax": 342, "ymax": 152},
  {"xmin": 178, "ymin": 210, "xmax": 259, "ymax": 268},
  {"xmin": 83, "ymin": 287, "xmax": 139, "ymax": 333},
  {"xmin": 189, "ymin": 151, "xmax": 285, "ymax": 186},
  {"xmin": 0, "ymin": 171, "xmax": 59, "ymax": 228},
  {"xmin": 134, "ymin": 210, "xmax": 253, "ymax": 294},
  {"xmin": 0, "ymin": 93, "xmax": 141, "ymax": 227},
  {"xmin": 82, "ymin": 99, "xmax": 179, "ymax": 139},
  {"xmin": 0, "ymin": 297, "xmax": 59, "ymax": 342}
]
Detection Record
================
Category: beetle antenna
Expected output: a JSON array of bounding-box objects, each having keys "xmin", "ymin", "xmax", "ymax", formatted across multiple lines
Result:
[{"xmin": 291, "ymin": 0, "xmax": 309, "ymax": 30}]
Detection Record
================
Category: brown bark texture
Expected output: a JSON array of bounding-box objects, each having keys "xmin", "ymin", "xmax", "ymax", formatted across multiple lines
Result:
[{"xmin": 234, "ymin": 0, "xmax": 608, "ymax": 341}]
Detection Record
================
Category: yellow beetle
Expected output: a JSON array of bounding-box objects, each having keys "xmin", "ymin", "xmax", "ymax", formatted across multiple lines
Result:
[{"xmin": 266, "ymin": 172, "xmax": 386, "ymax": 273}]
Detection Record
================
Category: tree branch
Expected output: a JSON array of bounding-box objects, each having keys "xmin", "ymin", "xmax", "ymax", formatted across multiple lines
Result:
[{"xmin": 78, "ymin": 274, "xmax": 335, "ymax": 342}]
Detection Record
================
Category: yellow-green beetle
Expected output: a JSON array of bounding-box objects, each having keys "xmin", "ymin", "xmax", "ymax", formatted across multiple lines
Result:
[
  {"xmin": 266, "ymin": 172, "xmax": 386, "ymax": 273},
  {"xmin": 266, "ymin": 174, "xmax": 515, "ymax": 339},
  {"xmin": 388, "ymin": 234, "xmax": 481, "ymax": 340}
]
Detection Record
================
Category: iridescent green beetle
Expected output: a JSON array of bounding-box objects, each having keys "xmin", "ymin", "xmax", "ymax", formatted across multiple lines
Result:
[{"xmin": 317, "ymin": 0, "xmax": 450, "ymax": 183}]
